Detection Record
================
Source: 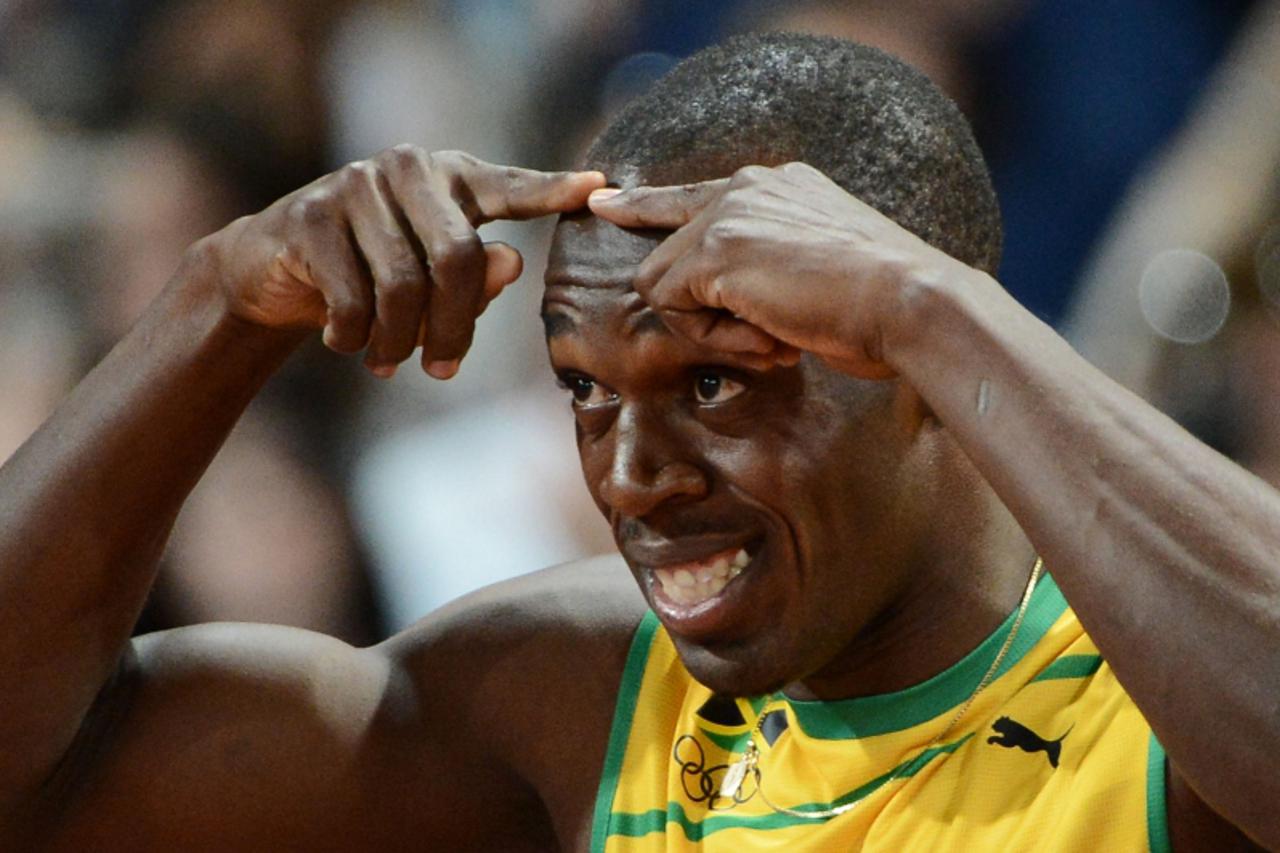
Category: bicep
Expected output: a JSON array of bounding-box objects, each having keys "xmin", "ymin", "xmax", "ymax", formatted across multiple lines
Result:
[
  {"xmin": 29, "ymin": 623, "xmax": 518, "ymax": 850},
  {"xmin": 1167, "ymin": 763, "xmax": 1269, "ymax": 852}
]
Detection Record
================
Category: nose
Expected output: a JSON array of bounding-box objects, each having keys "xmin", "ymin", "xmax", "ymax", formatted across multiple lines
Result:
[{"xmin": 596, "ymin": 404, "xmax": 708, "ymax": 519}]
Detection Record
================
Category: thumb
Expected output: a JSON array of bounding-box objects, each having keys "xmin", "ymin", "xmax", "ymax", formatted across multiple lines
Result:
[
  {"xmin": 482, "ymin": 241, "xmax": 524, "ymax": 302},
  {"xmin": 588, "ymin": 178, "xmax": 730, "ymax": 229}
]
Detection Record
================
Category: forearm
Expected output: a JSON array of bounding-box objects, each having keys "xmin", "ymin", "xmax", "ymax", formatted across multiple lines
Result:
[
  {"xmin": 0, "ymin": 242, "xmax": 303, "ymax": 807},
  {"xmin": 888, "ymin": 272, "xmax": 1280, "ymax": 843}
]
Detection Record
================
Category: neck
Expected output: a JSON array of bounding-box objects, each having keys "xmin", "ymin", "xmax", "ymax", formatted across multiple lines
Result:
[{"xmin": 784, "ymin": 489, "xmax": 1035, "ymax": 703}]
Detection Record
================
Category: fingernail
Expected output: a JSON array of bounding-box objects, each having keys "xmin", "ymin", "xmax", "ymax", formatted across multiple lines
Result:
[
  {"xmin": 369, "ymin": 364, "xmax": 397, "ymax": 379},
  {"xmin": 589, "ymin": 188, "xmax": 623, "ymax": 204},
  {"xmin": 426, "ymin": 359, "xmax": 460, "ymax": 380}
]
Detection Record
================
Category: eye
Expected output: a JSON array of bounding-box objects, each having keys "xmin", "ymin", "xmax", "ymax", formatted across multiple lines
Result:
[
  {"xmin": 694, "ymin": 371, "xmax": 746, "ymax": 405},
  {"xmin": 558, "ymin": 373, "xmax": 616, "ymax": 408}
]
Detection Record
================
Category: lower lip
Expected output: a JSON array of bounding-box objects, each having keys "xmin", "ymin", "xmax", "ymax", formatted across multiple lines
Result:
[{"xmin": 648, "ymin": 549, "xmax": 763, "ymax": 640}]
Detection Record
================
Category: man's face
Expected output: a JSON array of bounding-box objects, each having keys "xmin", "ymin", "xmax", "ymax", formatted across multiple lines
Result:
[{"xmin": 543, "ymin": 213, "xmax": 930, "ymax": 697}]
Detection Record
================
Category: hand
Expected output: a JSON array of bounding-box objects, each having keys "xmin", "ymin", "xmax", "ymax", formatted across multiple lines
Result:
[
  {"xmin": 205, "ymin": 146, "xmax": 605, "ymax": 378},
  {"xmin": 588, "ymin": 162, "xmax": 974, "ymax": 380}
]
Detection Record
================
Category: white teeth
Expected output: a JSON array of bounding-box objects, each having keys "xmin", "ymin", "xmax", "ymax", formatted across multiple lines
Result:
[{"xmin": 653, "ymin": 548, "xmax": 753, "ymax": 607}]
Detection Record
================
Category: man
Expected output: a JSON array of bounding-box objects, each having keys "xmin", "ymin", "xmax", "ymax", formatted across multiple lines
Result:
[{"xmin": 0, "ymin": 32, "xmax": 1275, "ymax": 851}]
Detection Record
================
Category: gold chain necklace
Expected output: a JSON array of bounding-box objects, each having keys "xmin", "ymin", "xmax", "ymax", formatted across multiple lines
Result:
[{"xmin": 717, "ymin": 556, "xmax": 1043, "ymax": 820}]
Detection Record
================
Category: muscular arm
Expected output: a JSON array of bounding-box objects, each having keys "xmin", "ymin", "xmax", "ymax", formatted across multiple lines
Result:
[
  {"xmin": 36, "ymin": 560, "xmax": 641, "ymax": 851},
  {"xmin": 0, "ymin": 148, "xmax": 606, "ymax": 843},
  {"xmin": 885, "ymin": 270, "xmax": 1280, "ymax": 846},
  {"xmin": 591, "ymin": 165, "xmax": 1280, "ymax": 847},
  {"xmin": 0, "ymin": 266, "xmax": 299, "ymax": 822}
]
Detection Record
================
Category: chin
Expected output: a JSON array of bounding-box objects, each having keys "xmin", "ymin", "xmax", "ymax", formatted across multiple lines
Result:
[{"xmin": 673, "ymin": 636, "xmax": 798, "ymax": 697}]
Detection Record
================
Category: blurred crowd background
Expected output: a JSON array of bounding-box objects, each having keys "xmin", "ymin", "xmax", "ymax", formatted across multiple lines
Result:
[{"xmin": 1, "ymin": 0, "xmax": 1277, "ymax": 643}]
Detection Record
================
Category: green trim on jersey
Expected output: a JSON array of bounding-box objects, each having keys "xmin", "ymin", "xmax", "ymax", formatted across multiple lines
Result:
[
  {"xmin": 1147, "ymin": 733, "xmax": 1171, "ymax": 853},
  {"xmin": 787, "ymin": 572, "xmax": 1068, "ymax": 740},
  {"xmin": 591, "ymin": 611, "xmax": 661, "ymax": 853},
  {"xmin": 1031, "ymin": 653, "xmax": 1103, "ymax": 683},
  {"xmin": 608, "ymin": 733, "xmax": 975, "ymax": 841}
]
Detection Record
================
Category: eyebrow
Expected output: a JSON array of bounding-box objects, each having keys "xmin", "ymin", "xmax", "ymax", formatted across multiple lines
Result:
[
  {"xmin": 540, "ymin": 307, "xmax": 669, "ymax": 339},
  {"xmin": 629, "ymin": 311, "xmax": 668, "ymax": 335},
  {"xmin": 541, "ymin": 310, "xmax": 576, "ymax": 338}
]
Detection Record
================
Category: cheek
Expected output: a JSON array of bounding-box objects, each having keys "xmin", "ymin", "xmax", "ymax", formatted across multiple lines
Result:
[
  {"xmin": 773, "ymin": 417, "xmax": 895, "ymax": 560},
  {"xmin": 575, "ymin": 427, "xmax": 611, "ymax": 513}
]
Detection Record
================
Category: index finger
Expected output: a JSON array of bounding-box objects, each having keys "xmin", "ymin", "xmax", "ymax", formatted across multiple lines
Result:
[
  {"xmin": 587, "ymin": 178, "xmax": 730, "ymax": 229},
  {"xmin": 447, "ymin": 154, "xmax": 608, "ymax": 222}
]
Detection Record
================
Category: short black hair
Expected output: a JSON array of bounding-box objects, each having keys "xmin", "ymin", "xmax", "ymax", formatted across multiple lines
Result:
[{"xmin": 585, "ymin": 32, "xmax": 1002, "ymax": 274}]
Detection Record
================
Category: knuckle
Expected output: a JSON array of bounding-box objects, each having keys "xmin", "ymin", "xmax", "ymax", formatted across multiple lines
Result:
[
  {"xmin": 342, "ymin": 160, "xmax": 379, "ymax": 191},
  {"xmin": 429, "ymin": 233, "xmax": 484, "ymax": 274},
  {"xmin": 731, "ymin": 165, "xmax": 767, "ymax": 186},
  {"xmin": 703, "ymin": 220, "xmax": 743, "ymax": 249},
  {"xmin": 375, "ymin": 268, "xmax": 421, "ymax": 306},
  {"xmin": 389, "ymin": 142, "xmax": 421, "ymax": 160},
  {"xmin": 347, "ymin": 159, "xmax": 378, "ymax": 179},
  {"xmin": 428, "ymin": 149, "xmax": 471, "ymax": 173},
  {"xmin": 286, "ymin": 194, "xmax": 328, "ymax": 228},
  {"xmin": 329, "ymin": 298, "xmax": 370, "ymax": 328},
  {"xmin": 385, "ymin": 143, "xmax": 425, "ymax": 174},
  {"xmin": 634, "ymin": 260, "xmax": 661, "ymax": 294},
  {"xmin": 503, "ymin": 166, "xmax": 531, "ymax": 197}
]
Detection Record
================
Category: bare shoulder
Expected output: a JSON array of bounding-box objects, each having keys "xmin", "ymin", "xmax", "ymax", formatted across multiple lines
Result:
[
  {"xmin": 386, "ymin": 553, "xmax": 644, "ymax": 658},
  {"xmin": 381, "ymin": 553, "xmax": 647, "ymax": 744},
  {"xmin": 380, "ymin": 554, "xmax": 648, "ymax": 846},
  {"xmin": 26, "ymin": 556, "xmax": 642, "ymax": 851}
]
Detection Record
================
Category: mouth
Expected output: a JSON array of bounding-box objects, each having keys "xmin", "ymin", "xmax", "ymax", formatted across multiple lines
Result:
[
  {"xmin": 633, "ymin": 539, "xmax": 766, "ymax": 640},
  {"xmin": 652, "ymin": 547, "xmax": 751, "ymax": 606}
]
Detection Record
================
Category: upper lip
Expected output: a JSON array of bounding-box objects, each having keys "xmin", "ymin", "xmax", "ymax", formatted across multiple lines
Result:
[{"xmin": 621, "ymin": 534, "xmax": 757, "ymax": 569}]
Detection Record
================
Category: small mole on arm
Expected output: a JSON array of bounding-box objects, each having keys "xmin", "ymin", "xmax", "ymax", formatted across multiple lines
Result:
[{"xmin": 976, "ymin": 379, "xmax": 993, "ymax": 416}]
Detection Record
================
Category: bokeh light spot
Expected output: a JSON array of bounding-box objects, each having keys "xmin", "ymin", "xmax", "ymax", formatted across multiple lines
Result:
[{"xmin": 1138, "ymin": 248, "xmax": 1230, "ymax": 344}]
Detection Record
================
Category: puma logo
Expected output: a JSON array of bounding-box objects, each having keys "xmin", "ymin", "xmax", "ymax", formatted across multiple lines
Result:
[{"xmin": 987, "ymin": 717, "xmax": 1073, "ymax": 768}]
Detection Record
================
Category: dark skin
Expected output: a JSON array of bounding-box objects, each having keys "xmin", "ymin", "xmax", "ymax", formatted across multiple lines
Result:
[{"xmin": 0, "ymin": 146, "xmax": 1270, "ymax": 849}]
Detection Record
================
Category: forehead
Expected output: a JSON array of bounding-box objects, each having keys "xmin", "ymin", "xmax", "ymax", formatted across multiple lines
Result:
[
  {"xmin": 542, "ymin": 212, "xmax": 733, "ymax": 364},
  {"xmin": 544, "ymin": 211, "xmax": 665, "ymax": 291}
]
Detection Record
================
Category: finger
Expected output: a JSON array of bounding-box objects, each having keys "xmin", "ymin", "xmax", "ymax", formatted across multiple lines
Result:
[
  {"xmin": 274, "ymin": 230, "xmax": 375, "ymax": 354},
  {"xmin": 347, "ymin": 171, "xmax": 430, "ymax": 374},
  {"xmin": 434, "ymin": 151, "xmax": 606, "ymax": 222},
  {"xmin": 736, "ymin": 347, "xmax": 802, "ymax": 373},
  {"xmin": 414, "ymin": 241, "xmax": 523, "ymax": 348},
  {"xmin": 631, "ymin": 217, "xmax": 712, "ymax": 305},
  {"xmin": 382, "ymin": 162, "xmax": 486, "ymax": 376},
  {"xmin": 588, "ymin": 178, "xmax": 730, "ymax": 229},
  {"xmin": 481, "ymin": 241, "xmax": 523, "ymax": 303},
  {"xmin": 645, "ymin": 252, "xmax": 777, "ymax": 355},
  {"xmin": 772, "ymin": 342, "xmax": 804, "ymax": 367},
  {"xmin": 421, "ymin": 195, "xmax": 489, "ymax": 373},
  {"xmin": 659, "ymin": 305, "xmax": 781, "ymax": 356}
]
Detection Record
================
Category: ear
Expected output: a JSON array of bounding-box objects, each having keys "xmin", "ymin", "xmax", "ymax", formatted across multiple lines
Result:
[{"xmin": 891, "ymin": 380, "xmax": 935, "ymax": 438}]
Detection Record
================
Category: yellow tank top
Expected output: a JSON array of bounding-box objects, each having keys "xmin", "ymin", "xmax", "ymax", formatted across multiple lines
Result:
[{"xmin": 590, "ymin": 573, "xmax": 1169, "ymax": 851}]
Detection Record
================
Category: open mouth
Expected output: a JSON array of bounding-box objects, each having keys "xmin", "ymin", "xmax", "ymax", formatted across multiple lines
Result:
[
  {"xmin": 627, "ymin": 535, "xmax": 771, "ymax": 639},
  {"xmin": 652, "ymin": 547, "xmax": 751, "ymax": 607}
]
